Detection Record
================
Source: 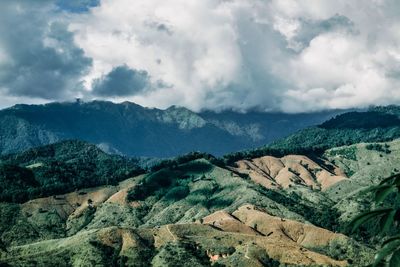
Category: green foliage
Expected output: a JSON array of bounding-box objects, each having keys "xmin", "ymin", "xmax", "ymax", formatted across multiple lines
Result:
[
  {"xmin": 327, "ymin": 147, "xmax": 357, "ymax": 161},
  {"xmin": 366, "ymin": 143, "xmax": 391, "ymax": 154},
  {"xmin": 259, "ymin": 188, "xmax": 340, "ymax": 231},
  {"xmin": 0, "ymin": 140, "xmax": 144, "ymax": 203},
  {"xmin": 320, "ymin": 111, "xmax": 400, "ymax": 129},
  {"xmin": 128, "ymin": 169, "xmax": 180, "ymax": 201},
  {"xmin": 89, "ymin": 240, "xmax": 120, "ymax": 267},
  {"xmin": 164, "ymin": 185, "xmax": 190, "ymax": 201},
  {"xmin": 312, "ymin": 238, "xmax": 374, "ymax": 266},
  {"xmin": 223, "ymin": 109, "xmax": 400, "ymax": 166},
  {"xmin": 0, "ymin": 164, "xmax": 39, "ymax": 202},
  {"xmin": 349, "ymin": 173, "xmax": 400, "ymax": 266},
  {"xmin": 128, "ymin": 161, "xmax": 213, "ymax": 201},
  {"xmin": 152, "ymin": 241, "xmax": 210, "ymax": 267},
  {"xmin": 150, "ymin": 151, "xmax": 224, "ymax": 172}
]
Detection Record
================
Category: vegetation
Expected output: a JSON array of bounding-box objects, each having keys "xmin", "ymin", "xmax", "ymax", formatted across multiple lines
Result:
[
  {"xmin": 261, "ymin": 188, "xmax": 341, "ymax": 231},
  {"xmin": 350, "ymin": 173, "xmax": 400, "ymax": 266},
  {"xmin": 128, "ymin": 160, "xmax": 213, "ymax": 201},
  {"xmin": 320, "ymin": 111, "xmax": 400, "ymax": 129},
  {"xmin": 152, "ymin": 242, "xmax": 210, "ymax": 267},
  {"xmin": 0, "ymin": 100, "xmax": 342, "ymax": 158},
  {"xmin": 3, "ymin": 106, "xmax": 400, "ymax": 266},
  {"xmin": 223, "ymin": 107, "xmax": 400, "ymax": 165},
  {"xmin": 366, "ymin": 143, "xmax": 391, "ymax": 154},
  {"xmin": 0, "ymin": 140, "xmax": 144, "ymax": 203},
  {"xmin": 149, "ymin": 151, "xmax": 224, "ymax": 172}
]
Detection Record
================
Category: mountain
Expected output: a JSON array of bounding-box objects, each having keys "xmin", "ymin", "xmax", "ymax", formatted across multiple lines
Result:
[
  {"xmin": 3, "ymin": 106, "xmax": 400, "ymax": 266},
  {"xmin": 0, "ymin": 140, "xmax": 380, "ymax": 266},
  {"xmin": 223, "ymin": 105, "xmax": 400, "ymax": 163},
  {"xmin": 271, "ymin": 105, "xmax": 400, "ymax": 151},
  {"xmin": 0, "ymin": 100, "xmax": 344, "ymax": 157}
]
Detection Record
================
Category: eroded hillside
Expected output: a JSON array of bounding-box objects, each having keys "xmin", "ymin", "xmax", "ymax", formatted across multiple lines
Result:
[
  {"xmin": 232, "ymin": 155, "xmax": 347, "ymax": 191},
  {"xmin": 0, "ymin": 149, "xmax": 381, "ymax": 266}
]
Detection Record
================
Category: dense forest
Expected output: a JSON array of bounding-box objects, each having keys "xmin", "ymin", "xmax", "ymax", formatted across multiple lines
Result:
[{"xmin": 0, "ymin": 140, "xmax": 144, "ymax": 203}]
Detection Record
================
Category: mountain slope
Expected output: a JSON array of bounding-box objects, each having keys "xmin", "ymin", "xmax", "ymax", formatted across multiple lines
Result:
[
  {"xmin": 232, "ymin": 155, "xmax": 347, "ymax": 191},
  {"xmin": 0, "ymin": 101, "xmax": 344, "ymax": 157},
  {"xmin": 223, "ymin": 106, "xmax": 400, "ymax": 163},
  {"xmin": 1, "ymin": 133, "xmax": 389, "ymax": 266},
  {"xmin": 3, "ymin": 105, "xmax": 400, "ymax": 266},
  {"xmin": 0, "ymin": 154, "xmax": 374, "ymax": 266},
  {"xmin": 270, "ymin": 106, "xmax": 400, "ymax": 152},
  {"xmin": 0, "ymin": 140, "xmax": 143, "ymax": 202},
  {"xmin": 0, "ymin": 207, "xmax": 362, "ymax": 267}
]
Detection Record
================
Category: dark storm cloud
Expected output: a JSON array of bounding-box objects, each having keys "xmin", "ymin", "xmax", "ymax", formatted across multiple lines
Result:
[
  {"xmin": 92, "ymin": 65, "xmax": 150, "ymax": 97},
  {"xmin": 0, "ymin": 0, "xmax": 92, "ymax": 100}
]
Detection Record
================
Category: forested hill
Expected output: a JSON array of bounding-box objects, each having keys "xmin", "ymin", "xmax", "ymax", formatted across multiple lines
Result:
[
  {"xmin": 223, "ymin": 105, "xmax": 400, "ymax": 163},
  {"xmin": 0, "ymin": 100, "xmax": 344, "ymax": 157},
  {"xmin": 0, "ymin": 140, "xmax": 144, "ymax": 203}
]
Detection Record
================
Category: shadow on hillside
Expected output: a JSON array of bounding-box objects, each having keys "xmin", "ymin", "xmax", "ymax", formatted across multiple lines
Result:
[{"xmin": 320, "ymin": 112, "xmax": 400, "ymax": 130}]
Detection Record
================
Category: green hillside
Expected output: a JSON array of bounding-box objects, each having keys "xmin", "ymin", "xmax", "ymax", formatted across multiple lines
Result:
[
  {"xmin": 0, "ymin": 154, "xmax": 375, "ymax": 266},
  {"xmin": 223, "ymin": 106, "xmax": 400, "ymax": 164},
  {"xmin": 4, "ymin": 136, "xmax": 398, "ymax": 266},
  {"xmin": 0, "ymin": 140, "xmax": 144, "ymax": 203},
  {"xmin": 2, "ymin": 106, "xmax": 400, "ymax": 266}
]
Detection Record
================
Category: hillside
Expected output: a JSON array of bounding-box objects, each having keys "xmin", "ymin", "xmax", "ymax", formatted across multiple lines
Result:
[
  {"xmin": 0, "ymin": 140, "xmax": 144, "ymax": 203},
  {"xmin": 0, "ymin": 101, "xmax": 344, "ymax": 157},
  {"xmin": 2, "ymin": 107, "xmax": 400, "ymax": 266},
  {"xmin": 2, "ymin": 139, "xmax": 393, "ymax": 266},
  {"xmin": 232, "ymin": 155, "xmax": 347, "ymax": 191},
  {"xmin": 272, "ymin": 106, "xmax": 400, "ymax": 151},
  {"xmin": 223, "ymin": 105, "xmax": 400, "ymax": 163}
]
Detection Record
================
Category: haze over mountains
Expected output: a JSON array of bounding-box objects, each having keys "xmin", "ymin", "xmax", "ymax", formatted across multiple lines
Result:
[{"xmin": 0, "ymin": 101, "xmax": 345, "ymax": 158}]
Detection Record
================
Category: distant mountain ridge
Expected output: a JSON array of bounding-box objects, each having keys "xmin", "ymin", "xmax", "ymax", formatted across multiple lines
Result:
[
  {"xmin": 223, "ymin": 105, "xmax": 400, "ymax": 163},
  {"xmin": 0, "ymin": 101, "xmax": 344, "ymax": 157}
]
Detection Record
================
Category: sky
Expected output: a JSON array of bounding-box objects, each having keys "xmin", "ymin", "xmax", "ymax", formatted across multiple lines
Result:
[{"xmin": 0, "ymin": 0, "xmax": 400, "ymax": 112}]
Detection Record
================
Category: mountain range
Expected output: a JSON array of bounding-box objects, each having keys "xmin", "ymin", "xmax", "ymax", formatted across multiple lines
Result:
[
  {"xmin": 0, "ymin": 101, "xmax": 345, "ymax": 158},
  {"xmin": 1, "ymin": 104, "xmax": 400, "ymax": 266}
]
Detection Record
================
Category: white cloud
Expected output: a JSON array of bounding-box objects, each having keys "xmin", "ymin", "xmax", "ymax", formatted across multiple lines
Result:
[
  {"xmin": 2, "ymin": 0, "xmax": 400, "ymax": 112},
  {"xmin": 70, "ymin": 0, "xmax": 400, "ymax": 112}
]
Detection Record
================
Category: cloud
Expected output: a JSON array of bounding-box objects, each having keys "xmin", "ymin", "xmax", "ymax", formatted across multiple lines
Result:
[
  {"xmin": 279, "ymin": 14, "xmax": 356, "ymax": 51},
  {"xmin": 92, "ymin": 65, "xmax": 150, "ymax": 97},
  {"xmin": 1, "ymin": 0, "xmax": 400, "ymax": 112},
  {"xmin": 67, "ymin": 0, "xmax": 400, "ymax": 112},
  {"xmin": 0, "ymin": 0, "xmax": 92, "ymax": 104}
]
